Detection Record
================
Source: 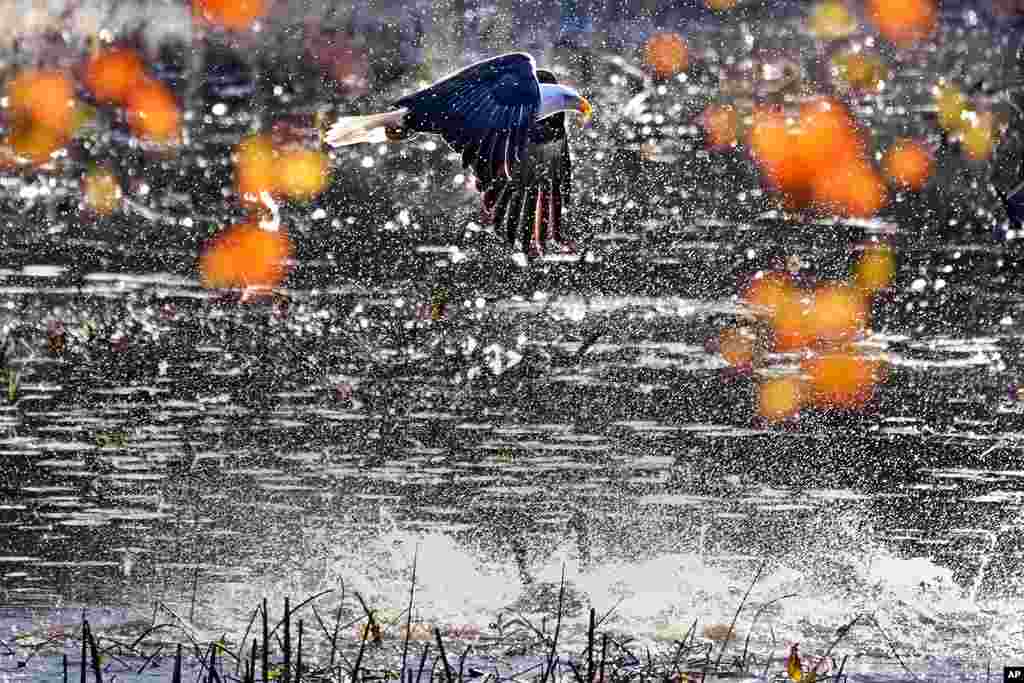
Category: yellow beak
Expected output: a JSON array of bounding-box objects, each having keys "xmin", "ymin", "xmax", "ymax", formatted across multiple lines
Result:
[{"xmin": 578, "ymin": 97, "xmax": 593, "ymax": 123}]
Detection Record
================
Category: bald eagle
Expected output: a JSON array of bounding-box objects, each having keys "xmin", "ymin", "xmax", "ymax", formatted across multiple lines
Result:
[{"xmin": 325, "ymin": 52, "xmax": 591, "ymax": 255}]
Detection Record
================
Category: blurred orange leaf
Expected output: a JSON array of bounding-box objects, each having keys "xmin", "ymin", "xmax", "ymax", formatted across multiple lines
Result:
[
  {"xmin": 236, "ymin": 134, "xmax": 278, "ymax": 201},
  {"xmin": 644, "ymin": 33, "xmax": 689, "ymax": 78},
  {"xmin": 277, "ymin": 148, "xmax": 330, "ymax": 200},
  {"xmin": 855, "ymin": 243, "xmax": 896, "ymax": 293},
  {"xmin": 808, "ymin": 0, "xmax": 859, "ymax": 39},
  {"xmin": 193, "ymin": 0, "xmax": 268, "ymax": 31},
  {"xmin": 199, "ymin": 222, "xmax": 292, "ymax": 289},
  {"xmin": 811, "ymin": 160, "xmax": 888, "ymax": 218},
  {"xmin": 82, "ymin": 167, "xmax": 122, "ymax": 215},
  {"xmin": 702, "ymin": 104, "xmax": 738, "ymax": 150},
  {"xmin": 125, "ymin": 78, "xmax": 181, "ymax": 143},
  {"xmin": 804, "ymin": 352, "xmax": 884, "ymax": 409},
  {"xmin": 882, "ymin": 139, "xmax": 933, "ymax": 190},
  {"xmin": 7, "ymin": 69, "xmax": 75, "ymax": 135},
  {"xmin": 84, "ymin": 48, "xmax": 146, "ymax": 104},
  {"xmin": 719, "ymin": 327, "xmax": 755, "ymax": 367},
  {"xmin": 759, "ymin": 376, "xmax": 804, "ymax": 422},
  {"xmin": 866, "ymin": 0, "xmax": 937, "ymax": 46},
  {"xmin": 807, "ymin": 284, "xmax": 869, "ymax": 343}
]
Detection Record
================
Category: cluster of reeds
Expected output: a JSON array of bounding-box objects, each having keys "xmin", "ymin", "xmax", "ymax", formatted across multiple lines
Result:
[{"xmin": 0, "ymin": 560, "xmax": 922, "ymax": 682}]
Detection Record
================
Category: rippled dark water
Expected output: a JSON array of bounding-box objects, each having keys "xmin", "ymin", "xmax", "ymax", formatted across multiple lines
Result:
[{"xmin": 2, "ymin": 5, "xmax": 1024, "ymax": 681}]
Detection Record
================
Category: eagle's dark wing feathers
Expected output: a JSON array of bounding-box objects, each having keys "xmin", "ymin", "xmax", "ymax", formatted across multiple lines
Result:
[
  {"xmin": 481, "ymin": 68, "xmax": 574, "ymax": 253},
  {"xmin": 395, "ymin": 53, "xmax": 540, "ymax": 183}
]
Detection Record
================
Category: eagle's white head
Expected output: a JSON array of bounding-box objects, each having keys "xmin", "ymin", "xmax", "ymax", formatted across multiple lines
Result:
[{"xmin": 538, "ymin": 83, "xmax": 592, "ymax": 123}]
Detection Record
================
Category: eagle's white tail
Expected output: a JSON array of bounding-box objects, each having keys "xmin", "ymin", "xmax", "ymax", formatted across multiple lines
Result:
[{"xmin": 324, "ymin": 109, "xmax": 407, "ymax": 147}]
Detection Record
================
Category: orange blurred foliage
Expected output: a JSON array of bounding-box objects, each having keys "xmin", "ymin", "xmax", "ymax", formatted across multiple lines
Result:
[
  {"xmin": 934, "ymin": 84, "xmax": 968, "ymax": 133},
  {"xmin": 644, "ymin": 33, "xmax": 689, "ymax": 78},
  {"xmin": 832, "ymin": 51, "xmax": 889, "ymax": 92},
  {"xmin": 808, "ymin": 284, "xmax": 868, "ymax": 343},
  {"xmin": 236, "ymin": 134, "xmax": 278, "ymax": 200},
  {"xmin": 7, "ymin": 69, "xmax": 75, "ymax": 135},
  {"xmin": 705, "ymin": 0, "xmax": 738, "ymax": 9},
  {"xmin": 808, "ymin": 0, "xmax": 859, "ymax": 40},
  {"xmin": 866, "ymin": 0, "xmax": 937, "ymax": 46},
  {"xmin": 199, "ymin": 222, "xmax": 292, "ymax": 289},
  {"xmin": 773, "ymin": 294, "xmax": 813, "ymax": 352},
  {"xmin": 193, "ymin": 0, "xmax": 268, "ymax": 30},
  {"xmin": 795, "ymin": 97, "xmax": 864, "ymax": 173},
  {"xmin": 811, "ymin": 160, "xmax": 888, "ymax": 218},
  {"xmin": 743, "ymin": 272, "xmax": 796, "ymax": 316},
  {"xmin": 84, "ymin": 48, "xmax": 146, "ymax": 104},
  {"xmin": 748, "ymin": 98, "xmax": 888, "ymax": 217},
  {"xmin": 744, "ymin": 273, "xmax": 814, "ymax": 352},
  {"xmin": 5, "ymin": 122, "xmax": 65, "ymax": 165},
  {"xmin": 759, "ymin": 376, "xmax": 804, "ymax": 421},
  {"xmin": 235, "ymin": 134, "xmax": 331, "ymax": 202},
  {"xmin": 882, "ymin": 139, "xmax": 933, "ymax": 190},
  {"xmin": 82, "ymin": 167, "xmax": 122, "ymax": 215},
  {"xmin": 855, "ymin": 243, "xmax": 896, "ymax": 293},
  {"xmin": 804, "ymin": 352, "xmax": 884, "ymax": 409},
  {"xmin": 719, "ymin": 327, "xmax": 755, "ymax": 367},
  {"xmin": 748, "ymin": 108, "xmax": 808, "ymax": 202},
  {"xmin": 278, "ymin": 148, "xmax": 330, "ymax": 200},
  {"xmin": 702, "ymin": 104, "xmax": 738, "ymax": 150},
  {"xmin": 125, "ymin": 78, "xmax": 181, "ymax": 143},
  {"xmin": 960, "ymin": 111, "xmax": 997, "ymax": 161}
]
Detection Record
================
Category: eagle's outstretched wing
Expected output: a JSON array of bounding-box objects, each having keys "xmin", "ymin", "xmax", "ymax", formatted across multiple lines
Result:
[
  {"xmin": 481, "ymin": 69, "xmax": 574, "ymax": 254},
  {"xmin": 394, "ymin": 52, "xmax": 541, "ymax": 186}
]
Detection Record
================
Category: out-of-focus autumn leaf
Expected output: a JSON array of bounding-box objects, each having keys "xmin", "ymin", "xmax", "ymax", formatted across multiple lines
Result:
[
  {"xmin": 125, "ymin": 77, "xmax": 180, "ymax": 143},
  {"xmin": 235, "ymin": 134, "xmax": 278, "ymax": 202},
  {"xmin": 866, "ymin": 0, "xmax": 937, "ymax": 46},
  {"xmin": 193, "ymin": 0, "xmax": 268, "ymax": 31},
  {"xmin": 960, "ymin": 110, "xmax": 997, "ymax": 161},
  {"xmin": 808, "ymin": 0, "xmax": 859, "ymax": 39},
  {"xmin": 934, "ymin": 84, "xmax": 969, "ymax": 133},
  {"xmin": 795, "ymin": 97, "xmax": 865, "ymax": 175},
  {"xmin": 702, "ymin": 104, "xmax": 738, "ymax": 150},
  {"xmin": 744, "ymin": 273, "xmax": 813, "ymax": 352},
  {"xmin": 84, "ymin": 48, "xmax": 146, "ymax": 104},
  {"xmin": 759, "ymin": 376, "xmax": 804, "ymax": 421},
  {"xmin": 277, "ymin": 148, "xmax": 330, "ymax": 200},
  {"xmin": 882, "ymin": 139, "xmax": 933, "ymax": 190},
  {"xmin": 807, "ymin": 283, "xmax": 869, "ymax": 343},
  {"xmin": 199, "ymin": 222, "xmax": 292, "ymax": 289},
  {"xmin": 747, "ymin": 97, "xmax": 887, "ymax": 218},
  {"xmin": 234, "ymin": 133, "xmax": 331, "ymax": 202},
  {"xmin": 749, "ymin": 108, "xmax": 810, "ymax": 206},
  {"xmin": 831, "ymin": 50, "xmax": 888, "ymax": 92},
  {"xmin": 5, "ymin": 120, "xmax": 65, "ymax": 165},
  {"xmin": 743, "ymin": 272, "xmax": 795, "ymax": 317},
  {"xmin": 644, "ymin": 33, "xmax": 689, "ymax": 78},
  {"xmin": 855, "ymin": 243, "xmax": 896, "ymax": 293},
  {"xmin": 7, "ymin": 69, "xmax": 75, "ymax": 135},
  {"xmin": 82, "ymin": 166, "xmax": 122, "ymax": 215},
  {"xmin": 773, "ymin": 293, "xmax": 813, "ymax": 352},
  {"xmin": 719, "ymin": 327, "xmax": 755, "ymax": 368},
  {"xmin": 811, "ymin": 159, "xmax": 888, "ymax": 218},
  {"xmin": 804, "ymin": 352, "xmax": 884, "ymax": 409}
]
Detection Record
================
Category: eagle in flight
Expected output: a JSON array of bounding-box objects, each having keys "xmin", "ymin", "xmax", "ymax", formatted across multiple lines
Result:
[{"xmin": 324, "ymin": 52, "xmax": 592, "ymax": 255}]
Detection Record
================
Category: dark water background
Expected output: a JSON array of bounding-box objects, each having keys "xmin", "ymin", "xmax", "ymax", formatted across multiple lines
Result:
[{"xmin": 3, "ymin": 1, "xmax": 1024, "ymax": 680}]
